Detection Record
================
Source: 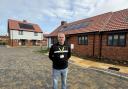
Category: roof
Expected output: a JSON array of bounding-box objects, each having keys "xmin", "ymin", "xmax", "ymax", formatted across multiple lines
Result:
[
  {"xmin": 49, "ymin": 9, "xmax": 128, "ymax": 37},
  {"xmin": 8, "ymin": 19, "xmax": 43, "ymax": 33},
  {"xmin": 0, "ymin": 36, "xmax": 9, "ymax": 38},
  {"xmin": 43, "ymin": 34, "xmax": 50, "ymax": 38},
  {"xmin": 103, "ymin": 9, "xmax": 128, "ymax": 31}
]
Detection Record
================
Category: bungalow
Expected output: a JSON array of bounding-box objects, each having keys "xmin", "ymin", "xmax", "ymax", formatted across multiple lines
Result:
[
  {"xmin": 8, "ymin": 19, "xmax": 43, "ymax": 46},
  {"xmin": 48, "ymin": 9, "xmax": 128, "ymax": 65}
]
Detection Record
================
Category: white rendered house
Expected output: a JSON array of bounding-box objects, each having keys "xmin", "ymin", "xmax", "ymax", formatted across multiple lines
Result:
[{"xmin": 8, "ymin": 19, "xmax": 43, "ymax": 46}]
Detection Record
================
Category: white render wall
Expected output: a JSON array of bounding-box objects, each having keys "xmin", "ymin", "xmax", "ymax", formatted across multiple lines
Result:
[
  {"xmin": 47, "ymin": 38, "xmax": 51, "ymax": 48},
  {"xmin": 10, "ymin": 30, "xmax": 43, "ymax": 40},
  {"xmin": 47, "ymin": 37, "xmax": 54, "ymax": 48}
]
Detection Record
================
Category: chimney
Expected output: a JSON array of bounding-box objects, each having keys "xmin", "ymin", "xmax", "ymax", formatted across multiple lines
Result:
[
  {"xmin": 61, "ymin": 21, "xmax": 67, "ymax": 26},
  {"xmin": 23, "ymin": 20, "xmax": 27, "ymax": 23}
]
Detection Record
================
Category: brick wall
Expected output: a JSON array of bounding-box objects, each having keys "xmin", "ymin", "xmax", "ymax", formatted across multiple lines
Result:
[
  {"xmin": 102, "ymin": 33, "xmax": 128, "ymax": 61},
  {"xmin": 42, "ymin": 38, "xmax": 47, "ymax": 46},
  {"xmin": 9, "ymin": 39, "xmax": 42, "ymax": 47},
  {"xmin": 69, "ymin": 35, "xmax": 94, "ymax": 57},
  {"xmin": 93, "ymin": 34, "xmax": 100, "ymax": 58},
  {"xmin": 68, "ymin": 33, "xmax": 128, "ymax": 61},
  {"xmin": 8, "ymin": 39, "xmax": 18, "ymax": 46},
  {"xmin": 0, "ymin": 36, "xmax": 9, "ymax": 45}
]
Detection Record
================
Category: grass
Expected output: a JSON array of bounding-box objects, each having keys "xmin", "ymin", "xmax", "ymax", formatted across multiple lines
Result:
[{"xmin": 37, "ymin": 47, "xmax": 49, "ymax": 54}]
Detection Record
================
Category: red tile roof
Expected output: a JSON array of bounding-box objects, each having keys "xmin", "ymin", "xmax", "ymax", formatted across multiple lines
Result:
[
  {"xmin": 103, "ymin": 9, "xmax": 128, "ymax": 31},
  {"xmin": 8, "ymin": 19, "xmax": 43, "ymax": 33},
  {"xmin": 49, "ymin": 9, "xmax": 128, "ymax": 37}
]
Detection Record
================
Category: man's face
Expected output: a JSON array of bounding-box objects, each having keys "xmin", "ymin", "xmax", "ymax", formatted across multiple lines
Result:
[{"xmin": 58, "ymin": 33, "xmax": 65, "ymax": 45}]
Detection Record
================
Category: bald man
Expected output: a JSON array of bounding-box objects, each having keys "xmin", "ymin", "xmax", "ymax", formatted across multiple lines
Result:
[{"xmin": 49, "ymin": 32, "xmax": 71, "ymax": 89}]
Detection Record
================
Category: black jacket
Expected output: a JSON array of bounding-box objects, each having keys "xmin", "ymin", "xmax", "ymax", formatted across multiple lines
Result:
[{"xmin": 49, "ymin": 42, "xmax": 71, "ymax": 69}]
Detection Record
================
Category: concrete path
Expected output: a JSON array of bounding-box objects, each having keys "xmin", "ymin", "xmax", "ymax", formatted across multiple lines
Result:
[{"xmin": 70, "ymin": 56, "xmax": 128, "ymax": 73}]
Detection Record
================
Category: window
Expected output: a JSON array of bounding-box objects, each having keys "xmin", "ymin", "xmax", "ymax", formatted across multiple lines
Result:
[
  {"xmin": 108, "ymin": 35, "xmax": 113, "ymax": 45},
  {"xmin": 78, "ymin": 36, "xmax": 81, "ymax": 44},
  {"xmin": 82, "ymin": 36, "xmax": 85, "ymax": 44},
  {"xmin": 19, "ymin": 30, "xmax": 23, "ymax": 35},
  {"xmin": 78, "ymin": 35, "xmax": 88, "ymax": 45},
  {"xmin": 107, "ymin": 33, "xmax": 126, "ymax": 46},
  {"xmin": 119, "ymin": 34, "xmax": 125, "ymax": 46},
  {"xmin": 34, "ymin": 32, "xmax": 38, "ymax": 36},
  {"xmin": 113, "ymin": 35, "xmax": 118, "ymax": 46}
]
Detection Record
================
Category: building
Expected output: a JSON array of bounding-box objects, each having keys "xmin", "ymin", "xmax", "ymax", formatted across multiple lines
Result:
[
  {"xmin": 48, "ymin": 9, "xmax": 128, "ymax": 65},
  {"xmin": 8, "ymin": 19, "xmax": 43, "ymax": 47},
  {"xmin": 0, "ymin": 35, "xmax": 9, "ymax": 45},
  {"xmin": 42, "ymin": 33, "xmax": 49, "ymax": 46}
]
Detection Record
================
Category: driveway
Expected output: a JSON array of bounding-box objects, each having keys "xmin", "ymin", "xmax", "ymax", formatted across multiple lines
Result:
[{"xmin": 0, "ymin": 47, "xmax": 128, "ymax": 89}]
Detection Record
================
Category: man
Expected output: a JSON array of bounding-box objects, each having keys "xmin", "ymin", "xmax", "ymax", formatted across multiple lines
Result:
[{"xmin": 49, "ymin": 32, "xmax": 71, "ymax": 89}]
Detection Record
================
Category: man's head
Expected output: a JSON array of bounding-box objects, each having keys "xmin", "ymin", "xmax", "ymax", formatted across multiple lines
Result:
[{"xmin": 57, "ymin": 32, "xmax": 65, "ymax": 45}]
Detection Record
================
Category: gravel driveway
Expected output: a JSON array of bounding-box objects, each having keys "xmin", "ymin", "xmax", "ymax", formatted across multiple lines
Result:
[{"xmin": 0, "ymin": 47, "xmax": 128, "ymax": 89}]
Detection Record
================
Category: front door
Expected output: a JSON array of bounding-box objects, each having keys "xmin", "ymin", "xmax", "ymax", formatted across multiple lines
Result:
[
  {"xmin": 20, "ymin": 39, "xmax": 26, "ymax": 46},
  {"xmin": 32, "ymin": 40, "xmax": 36, "ymax": 46}
]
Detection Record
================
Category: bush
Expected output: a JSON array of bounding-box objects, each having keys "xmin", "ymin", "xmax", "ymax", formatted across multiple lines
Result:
[
  {"xmin": 38, "ymin": 47, "xmax": 49, "ymax": 54},
  {"xmin": 0, "ymin": 42, "xmax": 7, "ymax": 45}
]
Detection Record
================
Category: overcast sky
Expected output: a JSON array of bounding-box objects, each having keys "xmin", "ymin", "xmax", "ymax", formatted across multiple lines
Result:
[{"xmin": 0, "ymin": 0, "xmax": 128, "ymax": 35}]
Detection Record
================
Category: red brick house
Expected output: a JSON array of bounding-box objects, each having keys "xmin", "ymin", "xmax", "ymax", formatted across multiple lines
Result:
[
  {"xmin": 0, "ymin": 35, "xmax": 9, "ymax": 45},
  {"xmin": 8, "ymin": 19, "xmax": 43, "ymax": 46},
  {"xmin": 48, "ymin": 9, "xmax": 128, "ymax": 65}
]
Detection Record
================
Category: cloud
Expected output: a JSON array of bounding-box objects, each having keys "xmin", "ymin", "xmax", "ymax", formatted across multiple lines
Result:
[
  {"xmin": 0, "ymin": 20, "xmax": 7, "ymax": 35},
  {"xmin": 90, "ymin": 0, "xmax": 128, "ymax": 16},
  {"xmin": 0, "ymin": 0, "xmax": 128, "ymax": 35}
]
